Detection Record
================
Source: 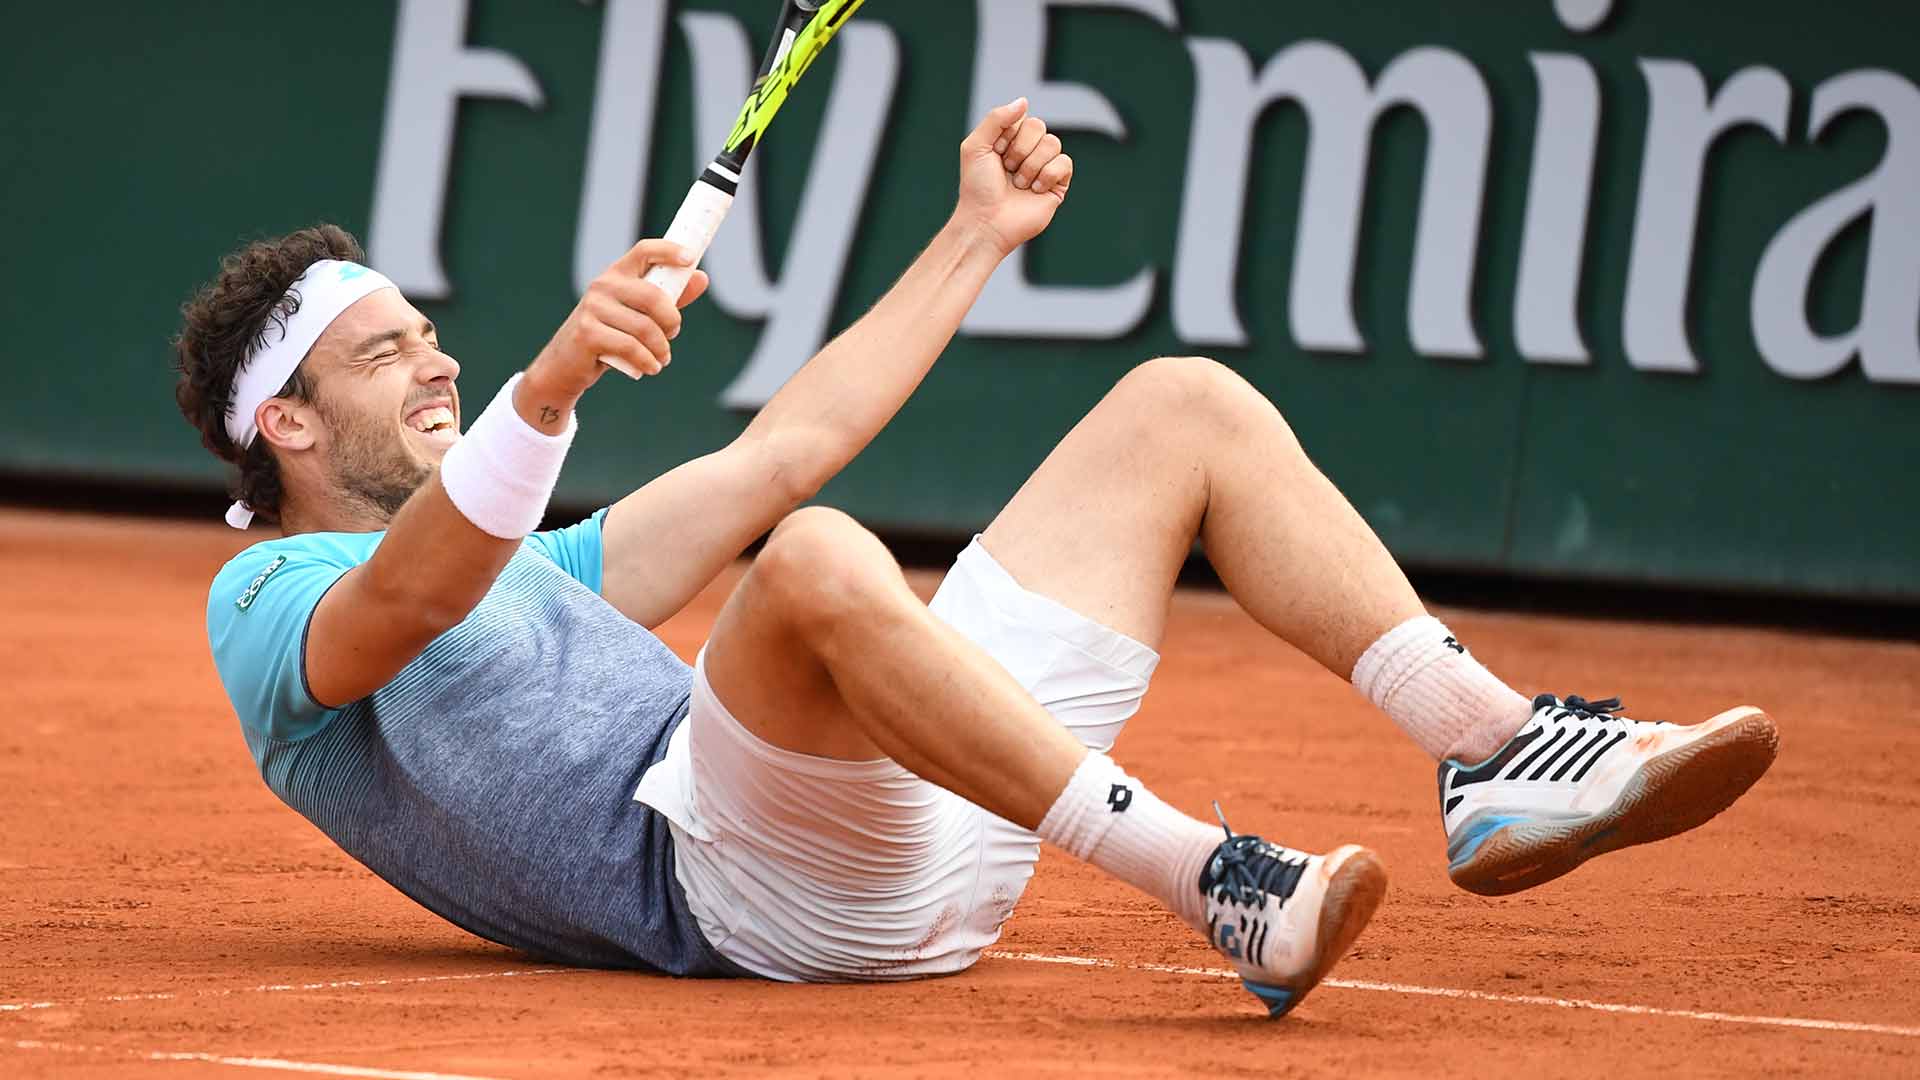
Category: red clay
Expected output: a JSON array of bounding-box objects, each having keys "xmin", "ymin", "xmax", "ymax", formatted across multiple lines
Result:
[{"xmin": 2, "ymin": 508, "xmax": 1916, "ymax": 1078}]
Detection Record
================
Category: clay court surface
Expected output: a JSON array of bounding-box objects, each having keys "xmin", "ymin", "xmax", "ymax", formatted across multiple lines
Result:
[{"xmin": 2, "ymin": 507, "xmax": 1916, "ymax": 1078}]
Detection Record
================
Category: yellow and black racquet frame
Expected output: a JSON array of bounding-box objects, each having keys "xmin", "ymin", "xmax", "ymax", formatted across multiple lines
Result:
[{"xmin": 605, "ymin": 0, "xmax": 869, "ymax": 379}]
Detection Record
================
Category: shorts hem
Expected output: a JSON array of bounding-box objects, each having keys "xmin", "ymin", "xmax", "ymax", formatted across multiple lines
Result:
[{"xmin": 957, "ymin": 537, "xmax": 1160, "ymax": 682}]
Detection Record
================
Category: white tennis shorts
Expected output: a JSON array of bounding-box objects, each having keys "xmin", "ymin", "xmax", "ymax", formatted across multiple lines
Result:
[{"xmin": 632, "ymin": 537, "xmax": 1159, "ymax": 982}]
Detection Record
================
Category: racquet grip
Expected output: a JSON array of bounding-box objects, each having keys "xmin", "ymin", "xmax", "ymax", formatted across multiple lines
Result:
[{"xmin": 600, "ymin": 179, "xmax": 737, "ymax": 379}]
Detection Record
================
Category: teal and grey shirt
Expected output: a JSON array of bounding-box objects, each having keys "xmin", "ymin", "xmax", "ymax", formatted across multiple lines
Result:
[{"xmin": 205, "ymin": 509, "xmax": 741, "ymax": 975}]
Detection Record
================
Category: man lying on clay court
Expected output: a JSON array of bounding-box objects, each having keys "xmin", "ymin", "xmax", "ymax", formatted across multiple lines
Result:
[{"xmin": 173, "ymin": 100, "xmax": 1779, "ymax": 1016}]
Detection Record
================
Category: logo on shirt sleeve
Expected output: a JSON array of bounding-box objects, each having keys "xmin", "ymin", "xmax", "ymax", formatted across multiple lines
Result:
[{"xmin": 234, "ymin": 555, "xmax": 288, "ymax": 612}]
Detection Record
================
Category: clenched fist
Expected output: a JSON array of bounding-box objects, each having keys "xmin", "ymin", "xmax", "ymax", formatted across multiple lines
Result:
[{"xmin": 955, "ymin": 98, "xmax": 1075, "ymax": 257}]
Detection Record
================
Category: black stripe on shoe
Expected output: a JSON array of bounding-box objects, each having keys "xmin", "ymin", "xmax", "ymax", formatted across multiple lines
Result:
[
  {"xmin": 1553, "ymin": 729, "xmax": 1614, "ymax": 781},
  {"xmin": 1569, "ymin": 730, "xmax": 1629, "ymax": 782},
  {"xmin": 1444, "ymin": 794, "xmax": 1464, "ymax": 814},
  {"xmin": 1506, "ymin": 726, "xmax": 1568, "ymax": 780},
  {"xmin": 1528, "ymin": 728, "xmax": 1585, "ymax": 780}
]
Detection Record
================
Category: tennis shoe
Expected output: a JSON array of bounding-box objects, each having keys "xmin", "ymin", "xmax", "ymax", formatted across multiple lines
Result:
[
  {"xmin": 1196, "ymin": 807, "xmax": 1386, "ymax": 1018},
  {"xmin": 1439, "ymin": 694, "xmax": 1778, "ymax": 896}
]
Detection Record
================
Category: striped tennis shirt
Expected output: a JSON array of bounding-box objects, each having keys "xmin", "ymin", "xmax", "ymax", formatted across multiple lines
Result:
[{"xmin": 204, "ymin": 509, "xmax": 742, "ymax": 975}]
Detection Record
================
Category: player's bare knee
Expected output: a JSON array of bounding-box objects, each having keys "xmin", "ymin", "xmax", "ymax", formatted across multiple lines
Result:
[
  {"xmin": 757, "ymin": 507, "xmax": 899, "ymax": 629},
  {"xmin": 1118, "ymin": 356, "xmax": 1219, "ymax": 410},
  {"xmin": 760, "ymin": 507, "xmax": 867, "ymax": 590},
  {"xmin": 1120, "ymin": 356, "xmax": 1288, "ymax": 441}
]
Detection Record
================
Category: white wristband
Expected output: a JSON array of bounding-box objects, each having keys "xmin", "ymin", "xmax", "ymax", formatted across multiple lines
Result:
[{"xmin": 438, "ymin": 373, "xmax": 577, "ymax": 539}]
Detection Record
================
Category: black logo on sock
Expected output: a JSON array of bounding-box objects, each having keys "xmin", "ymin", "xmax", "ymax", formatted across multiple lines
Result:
[
  {"xmin": 1107, "ymin": 784, "xmax": 1133, "ymax": 813},
  {"xmin": 1442, "ymin": 635, "xmax": 1466, "ymax": 654}
]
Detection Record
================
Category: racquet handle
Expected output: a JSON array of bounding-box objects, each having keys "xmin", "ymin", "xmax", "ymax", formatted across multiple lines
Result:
[{"xmin": 599, "ymin": 179, "xmax": 737, "ymax": 379}]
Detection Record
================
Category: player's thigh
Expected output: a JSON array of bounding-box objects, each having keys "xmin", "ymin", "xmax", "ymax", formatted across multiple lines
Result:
[
  {"xmin": 702, "ymin": 512, "xmax": 886, "ymax": 762},
  {"xmin": 978, "ymin": 356, "xmax": 1237, "ymax": 649},
  {"xmin": 661, "ymin": 652, "xmax": 990, "ymax": 981}
]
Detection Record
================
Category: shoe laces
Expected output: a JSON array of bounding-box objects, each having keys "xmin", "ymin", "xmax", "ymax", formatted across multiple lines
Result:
[
  {"xmin": 1535, "ymin": 693, "xmax": 1628, "ymax": 723},
  {"xmin": 1204, "ymin": 802, "xmax": 1309, "ymax": 910}
]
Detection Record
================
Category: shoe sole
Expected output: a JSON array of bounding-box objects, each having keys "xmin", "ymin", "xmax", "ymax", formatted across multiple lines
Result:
[
  {"xmin": 1449, "ymin": 707, "xmax": 1779, "ymax": 897},
  {"xmin": 1241, "ymin": 847, "xmax": 1387, "ymax": 1018}
]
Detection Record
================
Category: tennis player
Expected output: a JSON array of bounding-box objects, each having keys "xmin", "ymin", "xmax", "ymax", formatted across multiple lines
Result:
[{"xmin": 173, "ymin": 101, "xmax": 1778, "ymax": 1016}]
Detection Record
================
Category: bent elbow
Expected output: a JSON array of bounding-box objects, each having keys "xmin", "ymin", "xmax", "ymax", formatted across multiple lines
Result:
[
  {"xmin": 768, "ymin": 459, "xmax": 826, "ymax": 511},
  {"xmin": 754, "ymin": 430, "xmax": 838, "ymax": 509}
]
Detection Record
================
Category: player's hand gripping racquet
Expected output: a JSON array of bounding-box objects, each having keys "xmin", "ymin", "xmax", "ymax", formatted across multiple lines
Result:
[{"xmin": 601, "ymin": 0, "xmax": 869, "ymax": 379}]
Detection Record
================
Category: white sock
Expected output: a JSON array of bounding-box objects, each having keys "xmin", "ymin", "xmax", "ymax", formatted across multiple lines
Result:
[
  {"xmin": 1035, "ymin": 752, "xmax": 1222, "ymax": 929},
  {"xmin": 1351, "ymin": 614, "xmax": 1533, "ymax": 762}
]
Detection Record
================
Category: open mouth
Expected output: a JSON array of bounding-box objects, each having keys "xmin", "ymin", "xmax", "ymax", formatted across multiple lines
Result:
[{"xmin": 405, "ymin": 404, "xmax": 458, "ymax": 438}]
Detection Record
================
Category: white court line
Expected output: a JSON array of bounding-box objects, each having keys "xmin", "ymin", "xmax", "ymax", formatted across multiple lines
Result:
[
  {"xmin": 6, "ymin": 954, "xmax": 1914, "ymax": 1045},
  {"xmin": 11, "ymin": 1038, "xmax": 501, "ymax": 1080},
  {"xmin": 984, "ymin": 950, "xmax": 1920, "ymax": 1038},
  {"xmin": 0, "ymin": 967, "xmax": 569, "ymax": 1014}
]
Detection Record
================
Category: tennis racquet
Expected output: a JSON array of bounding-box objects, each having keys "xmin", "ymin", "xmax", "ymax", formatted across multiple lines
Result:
[{"xmin": 602, "ymin": 0, "xmax": 870, "ymax": 379}]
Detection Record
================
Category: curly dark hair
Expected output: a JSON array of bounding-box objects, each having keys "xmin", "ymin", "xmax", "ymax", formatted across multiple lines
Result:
[{"xmin": 172, "ymin": 224, "xmax": 365, "ymax": 523}]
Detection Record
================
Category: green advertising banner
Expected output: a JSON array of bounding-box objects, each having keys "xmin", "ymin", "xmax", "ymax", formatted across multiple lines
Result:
[{"xmin": 5, "ymin": 1, "xmax": 1916, "ymax": 598}]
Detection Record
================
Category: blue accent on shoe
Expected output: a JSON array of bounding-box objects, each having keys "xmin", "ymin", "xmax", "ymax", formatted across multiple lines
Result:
[
  {"xmin": 1447, "ymin": 813, "xmax": 1524, "ymax": 869},
  {"xmin": 1241, "ymin": 978, "xmax": 1298, "ymax": 1018}
]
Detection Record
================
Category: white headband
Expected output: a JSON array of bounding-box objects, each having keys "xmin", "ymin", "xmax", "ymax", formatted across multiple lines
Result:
[{"xmin": 223, "ymin": 259, "xmax": 398, "ymax": 529}]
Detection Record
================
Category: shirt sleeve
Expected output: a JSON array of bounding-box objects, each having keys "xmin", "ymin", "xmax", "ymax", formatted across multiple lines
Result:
[
  {"xmin": 523, "ymin": 507, "xmax": 609, "ymax": 594},
  {"xmin": 206, "ymin": 545, "xmax": 357, "ymax": 743}
]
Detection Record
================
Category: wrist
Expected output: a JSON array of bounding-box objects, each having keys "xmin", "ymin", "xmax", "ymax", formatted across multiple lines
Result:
[
  {"xmin": 441, "ymin": 374, "xmax": 578, "ymax": 540},
  {"xmin": 943, "ymin": 211, "xmax": 1016, "ymax": 264},
  {"xmin": 516, "ymin": 360, "xmax": 585, "ymax": 434}
]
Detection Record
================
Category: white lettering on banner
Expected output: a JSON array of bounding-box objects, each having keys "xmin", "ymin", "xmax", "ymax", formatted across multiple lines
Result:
[
  {"xmin": 1175, "ymin": 41, "xmax": 1491, "ymax": 359},
  {"xmin": 961, "ymin": 0, "xmax": 1172, "ymax": 341},
  {"xmin": 574, "ymin": 0, "xmax": 670, "ymax": 294},
  {"xmin": 369, "ymin": 0, "xmax": 545, "ymax": 298},
  {"xmin": 1514, "ymin": 53, "xmax": 1601, "ymax": 365},
  {"xmin": 1753, "ymin": 70, "xmax": 1920, "ymax": 384},
  {"xmin": 1623, "ymin": 61, "xmax": 1790, "ymax": 373},
  {"xmin": 365, "ymin": 0, "xmax": 1920, "ymax": 392}
]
